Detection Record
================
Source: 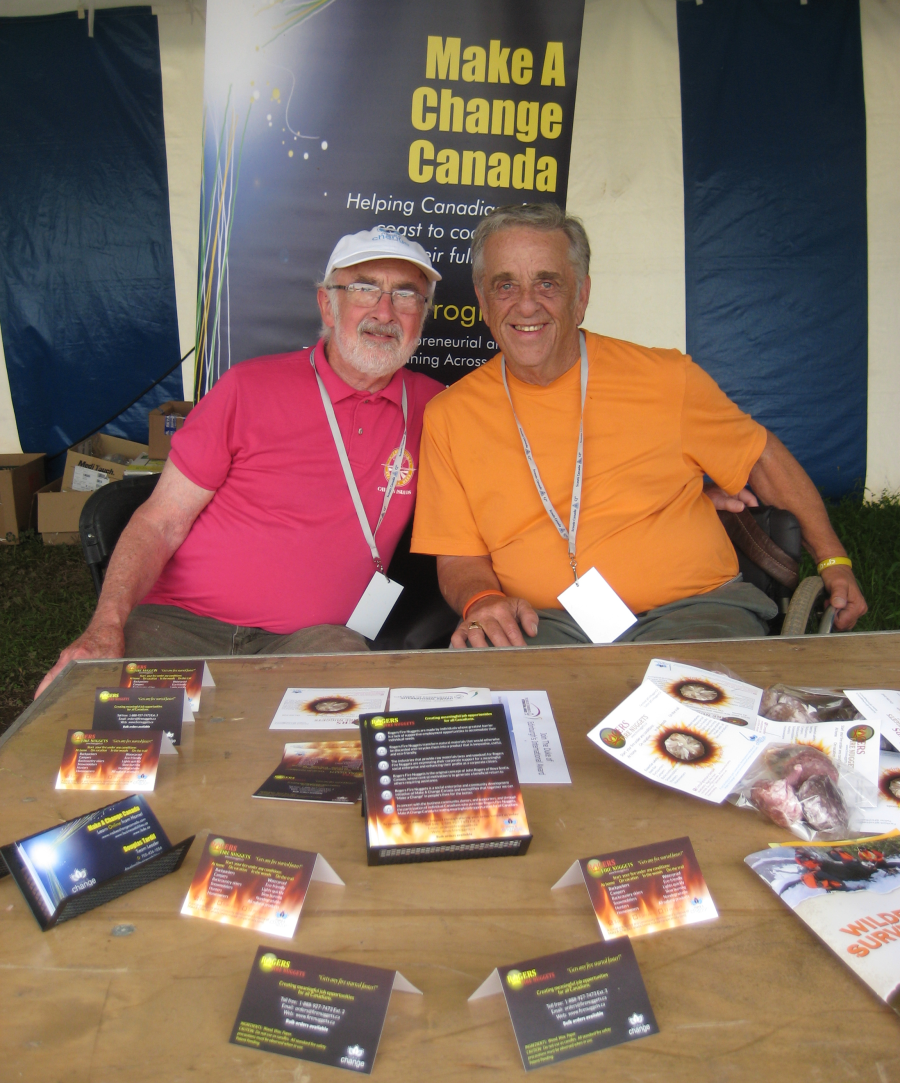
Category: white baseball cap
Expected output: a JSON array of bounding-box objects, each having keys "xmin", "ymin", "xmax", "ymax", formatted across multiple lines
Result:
[{"xmin": 325, "ymin": 226, "xmax": 441, "ymax": 283}]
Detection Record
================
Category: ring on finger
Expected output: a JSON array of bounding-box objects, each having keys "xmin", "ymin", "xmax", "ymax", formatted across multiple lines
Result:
[{"xmin": 467, "ymin": 621, "xmax": 482, "ymax": 633}]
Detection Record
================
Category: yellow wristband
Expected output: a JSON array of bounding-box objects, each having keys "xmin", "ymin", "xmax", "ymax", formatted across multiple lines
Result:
[{"xmin": 816, "ymin": 556, "xmax": 852, "ymax": 574}]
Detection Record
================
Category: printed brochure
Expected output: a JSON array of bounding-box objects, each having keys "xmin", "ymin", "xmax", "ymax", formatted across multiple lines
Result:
[
  {"xmin": 745, "ymin": 833, "xmax": 900, "ymax": 1014},
  {"xmin": 254, "ymin": 741, "xmax": 363, "ymax": 804},
  {"xmin": 644, "ymin": 658, "xmax": 763, "ymax": 727},
  {"xmin": 587, "ymin": 682, "xmax": 767, "ymax": 803}
]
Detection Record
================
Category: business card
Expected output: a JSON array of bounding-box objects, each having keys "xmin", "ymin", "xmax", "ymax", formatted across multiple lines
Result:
[
  {"xmin": 119, "ymin": 659, "xmax": 214, "ymax": 712},
  {"xmin": 253, "ymin": 741, "xmax": 363, "ymax": 804},
  {"xmin": 269, "ymin": 688, "xmax": 389, "ymax": 731},
  {"xmin": 181, "ymin": 835, "xmax": 342, "ymax": 938},
  {"xmin": 230, "ymin": 947, "xmax": 420, "ymax": 1072},
  {"xmin": 55, "ymin": 730, "xmax": 162, "ymax": 791},
  {"xmin": 470, "ymin": 940, "xmax": 658, "ymax": 1070},
  {"xmin": 92, "ymin": 687, "xmax": 192, "ymax": 751},
  {"xmin": 7, "ymin": 795, "xmax": 170, "ymax": 920},
  {"xmin": 553, "ymin": 837, "xmax": 717, "ymax": 939}
]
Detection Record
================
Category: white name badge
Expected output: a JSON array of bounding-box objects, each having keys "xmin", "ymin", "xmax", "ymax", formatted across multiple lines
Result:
[
  {"xmin": 346, "ymin": 573, "xmax": 404, "ymax": 640},
  {"xmin": 557, "ymin": 566, "xmax": 637, "ymax": 644}
]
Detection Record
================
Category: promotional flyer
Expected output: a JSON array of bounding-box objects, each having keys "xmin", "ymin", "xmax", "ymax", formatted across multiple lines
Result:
[
  {"xmin": 587, "ymin": 682, "xmax": 768, "ymax": 804},
  {"xmin": 5, "ymin": 795, "xmax": 171, "ymax": 922},
  {"xmin": 471, "ymin": 940, "xmax": 658, "ymax": 1070},
  {"xmin": 55, "ymin": 730, "xmax": 162, "ymax": 791},
  {"xmin": 230, "ymin": 947, "xmax": 419, "ymax": 1072},
  {"xmin": 254, "ymin": 740, "xmax": 364, "ymax": 803},
  {"xmin": 119, "ymin": 659, "xmax": 214, "ymax": 712},
  {"xmin": 199, "ymin": 0, "xmax": 585, "ymax": 391},
  {"xmin": 270, "ymin": 688, "xmax": 389, "ymax": 731},
  {"xmin": 745, "ymin": 833, "xmax": 900, "ymax": 1014},
  {"xmin": 359, "ymin": 705, "xmax": 531, "ymax": 864},
  {"xmin": 851, "ymin": 753, "xmax": 900, "ymax": 835},
  {"xmin": 181, "ymin": 835, "xmax": 341, "ymax": 937},
  {"xmin": 644, "ymin": 658, "xmax": 763, "ymax": 728},
  {"xmin": 554, "ymin": 837, "xmax": 718, "ymax": 939}
]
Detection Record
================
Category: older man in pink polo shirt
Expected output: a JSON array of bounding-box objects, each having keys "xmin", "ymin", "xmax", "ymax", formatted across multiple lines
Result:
[{"xmin": 37, "ymin": 229, "xmax": 444, "ymax": 693}]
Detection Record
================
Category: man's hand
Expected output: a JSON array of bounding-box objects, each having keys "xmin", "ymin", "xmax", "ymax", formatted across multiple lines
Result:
[
  {"xmin": 34, "ymin": 619, "xmax": 125, "ymax": 699},
  {"xmin": 704, "ymin": 482, "xmax": 759, "ymax": 513},
  {"xmin": 819, "ymin": 564, "xmax": 867, "ymax": 631},
  {"xmin": 451, "ymin": 594, "xmax": 539, "ymax": 649}
]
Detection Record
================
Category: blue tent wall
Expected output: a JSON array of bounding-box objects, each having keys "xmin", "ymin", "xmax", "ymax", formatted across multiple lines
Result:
[
  {"xmin": 677, "ymin": 0, "xmax": 868, "ymax": 497},
  {"xmin": 0, "ymin": 7, "xmax": 183, "ymax": 458}
]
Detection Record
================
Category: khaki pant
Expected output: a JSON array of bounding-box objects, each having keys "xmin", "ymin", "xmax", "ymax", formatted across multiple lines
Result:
[
  {"xmin": 124, "ymin": 603, "xmax": 368, "ymax": 657},
  {"xmin": 528, "ymin": 580, "xmax": 778, "ymax": 646}
]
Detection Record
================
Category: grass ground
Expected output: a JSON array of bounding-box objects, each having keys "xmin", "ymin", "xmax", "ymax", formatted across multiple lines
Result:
[{"xmin": 1, "ymin": 495, "xmax": 898, "ymax": 735}]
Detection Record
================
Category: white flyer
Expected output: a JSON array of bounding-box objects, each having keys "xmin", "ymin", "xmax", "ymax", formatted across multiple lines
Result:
[
  {"xmin": 493, "ymin": 691, "xmax": 571, "ymax": 784},
  {"xmin": 269, "ymin": 687, "xmax": 389, "ymax": 730},
  {"xmin": 749, "ymin": 715, "xmax": 881, "ymax": 803},
  {"xmin": 844, "ymin": 689, "xmax": 900, "ymax": 751},
  {"xmin": 389, "ymin": 687, "xmax": 492, "ymax": 710},
  {"xmin": 587, "ymin": 681, "xmax": 768, "ymax": 804},
  {"xmin": 849, "ymin": 752, "xmax": 900, "ymax": 834},
  {"xmin": 644, "ymin": 658, "xmax": 763, "ymax": 727}
]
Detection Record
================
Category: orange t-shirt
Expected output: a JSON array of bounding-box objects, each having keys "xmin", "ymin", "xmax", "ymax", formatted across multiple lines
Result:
[{"xmin": 411, "ymin": 331, "xmax": 767, "ymax": 614}]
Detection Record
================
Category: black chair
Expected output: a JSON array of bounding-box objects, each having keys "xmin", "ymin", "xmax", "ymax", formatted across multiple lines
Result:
[
  {"xmin": 78, "ymin": 474, "xmax": 458, "ymax": 649},
  {"xmin": 719, "ymin": 505, "xmax": 834, "ymax": 635},
  {"xmin": 79, "ymin": 474, "xmax": 161, "ymax": 596}
]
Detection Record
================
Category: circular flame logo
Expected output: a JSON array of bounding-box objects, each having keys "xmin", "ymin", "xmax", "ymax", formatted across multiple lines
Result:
[
  {"xmin": 259, "ymin": 953, "xmax": 278, "ymax": 972},
  {"xmin": 505, "ymin": 970, "xmax": 524, "ymax": 990},
  {"xmin": 209, "ymin": 837, "xmax": 227, "ymax": 855},
  {"xmin": 846, "ymin": 724, "xmax": 875, "ymax": 742},
  {"xmin": 586, "ymin": 858, "xmax": 604, "ymax": 878}
]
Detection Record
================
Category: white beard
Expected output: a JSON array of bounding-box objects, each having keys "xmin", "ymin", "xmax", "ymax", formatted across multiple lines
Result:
[{"xmin": 330, "ymin": 315, "xmax": 413, "ymax": 379}]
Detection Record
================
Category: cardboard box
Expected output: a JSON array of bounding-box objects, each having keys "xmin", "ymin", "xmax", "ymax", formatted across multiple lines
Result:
[
  {"xmin": 61, "ymin": 433, "xmax": 148, "ymax": 493},
  {"xmin": 148, "ymin": 401, "xmax": 192, "ymax": 459},
  {"xmin": 0, "ymin": 453, "xmax": 46, "ymax": 542},
  {"xmin": 37, "ymin": 477, "xmax": 91, "ymax": 544}
]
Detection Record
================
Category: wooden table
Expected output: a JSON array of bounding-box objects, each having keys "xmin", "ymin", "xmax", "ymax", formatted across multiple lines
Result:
[{"xmin": 2, "ymin": 633, "xmax": 900, "ymax": 1082}]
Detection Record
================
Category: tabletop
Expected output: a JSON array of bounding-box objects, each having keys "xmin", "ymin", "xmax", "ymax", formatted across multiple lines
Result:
[{"xmin": 2, "ymin": 632, "xmax": 900, "ymax": 1083}]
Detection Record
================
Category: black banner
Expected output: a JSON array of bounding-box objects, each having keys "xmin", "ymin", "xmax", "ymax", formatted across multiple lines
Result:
[{"xmin": 199, "ymin": 0, "xmax": 585, "ymax": 391}]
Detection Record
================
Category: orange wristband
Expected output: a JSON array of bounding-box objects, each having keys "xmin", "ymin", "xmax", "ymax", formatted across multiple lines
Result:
[{"xmin": 462, "ymin": 589, "xmax": 506, "ymax": 620}]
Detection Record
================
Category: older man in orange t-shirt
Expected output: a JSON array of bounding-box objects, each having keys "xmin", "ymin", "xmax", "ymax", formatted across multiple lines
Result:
[{"xmin": 411, "ymin": 203, "xmax": 866, "ymax": 647}]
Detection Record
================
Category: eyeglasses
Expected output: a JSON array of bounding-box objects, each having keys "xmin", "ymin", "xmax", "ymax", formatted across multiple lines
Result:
[{"xmin": 328, "ymin": 283, "xmax": 428, "ymax": 314}]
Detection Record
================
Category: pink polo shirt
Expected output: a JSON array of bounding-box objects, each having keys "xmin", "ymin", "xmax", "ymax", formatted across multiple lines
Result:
[{"xmin": 141, "ymin": 342, "xmax": 443, "ymax": 633}]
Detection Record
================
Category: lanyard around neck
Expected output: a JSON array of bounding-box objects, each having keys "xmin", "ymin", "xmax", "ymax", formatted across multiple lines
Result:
[
  {"xmin": 312, "ymin": 347, "xmax": 408, "ymax": 576},
  {"xmin": 501, "ymin": 331, "xmax": 588, "ymax": 581}
]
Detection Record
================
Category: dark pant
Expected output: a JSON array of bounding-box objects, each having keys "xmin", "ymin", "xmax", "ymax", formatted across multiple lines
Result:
[
  {"xmin": 528, "ymin": 580, "xmax": 778, "ymax": 646},
  {"xmin": 124, "ymin": 604, "xmax": 369, "ymax": 657}
]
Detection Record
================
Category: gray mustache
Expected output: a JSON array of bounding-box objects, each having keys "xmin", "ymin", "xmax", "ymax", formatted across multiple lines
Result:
[{"xmin": 358, "ymin": 319, "xmax": 403, "ymax": 343}]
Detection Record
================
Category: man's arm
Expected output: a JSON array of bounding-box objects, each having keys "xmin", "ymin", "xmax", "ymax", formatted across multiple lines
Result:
[
  {"xmin": 35, "ymin": 461, "xmax": 215, "ymax": 696},
  {"xmin": 437, "ymin": 554, "xmax": 539, "ymax": 648},
  {"xmin": 746, "ymin": 429, "xmax": 866, "ymax": 630}
]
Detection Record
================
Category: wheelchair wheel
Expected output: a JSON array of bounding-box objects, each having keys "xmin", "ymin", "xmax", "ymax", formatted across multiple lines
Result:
[{"xmin": 781, "ymin": 575, "xmax": 826, "ymax": 636}]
